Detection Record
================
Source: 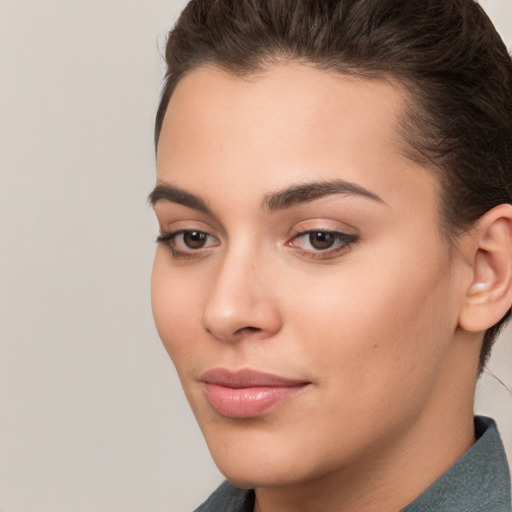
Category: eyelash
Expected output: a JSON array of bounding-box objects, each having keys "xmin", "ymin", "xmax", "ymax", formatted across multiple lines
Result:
[
  {"xmin": 288, "ymin": 230, "xmax": 359, "ymax": 260},
  {"xmin": 156, "ymin": 229, "xmax": 359, "ymax": 260},
  {"xmin": 156, "ymin": 230, "xmax": 218, "ymax": 259}
]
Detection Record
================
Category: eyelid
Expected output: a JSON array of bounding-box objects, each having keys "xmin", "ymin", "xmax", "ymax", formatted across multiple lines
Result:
[
  {"xmin": 286, "ymin": 222, "xmax": 359, "ymax": 260},
  {"xmin": 287, "ymin": 219, "xmax": 358, "ymax": 241},
  {"xmin": 157, "ymin": 227, "xmax": 220, "ymax": 259},
  {"xmin": 157, "ymin": 229, "xmax": 218, "ymax": 245}
]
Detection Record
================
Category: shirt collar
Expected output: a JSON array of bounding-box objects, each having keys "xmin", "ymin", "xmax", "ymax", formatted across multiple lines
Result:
[{"xmin": 403, "ymin": 416, "xmax": 511, "ymax": 512}]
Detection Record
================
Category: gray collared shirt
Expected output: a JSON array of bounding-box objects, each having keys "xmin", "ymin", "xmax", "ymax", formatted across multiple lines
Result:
[{"xmin": 193, "ymin": 416, "xmax": 511, "ymax": 512}]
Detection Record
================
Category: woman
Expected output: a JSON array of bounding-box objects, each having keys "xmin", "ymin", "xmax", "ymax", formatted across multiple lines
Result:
[{"xmin": 149, "ymin": 1, "xmax": 512, "ymax": 510}]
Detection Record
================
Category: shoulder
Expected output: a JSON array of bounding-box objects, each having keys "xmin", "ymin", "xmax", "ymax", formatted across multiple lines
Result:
[{"xmin": 193, "ymin": 481, "xmax": 255, "ymax": 512}]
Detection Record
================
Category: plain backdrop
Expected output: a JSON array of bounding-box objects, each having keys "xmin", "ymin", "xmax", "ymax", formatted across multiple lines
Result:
[{"xmin": 0, "ymin": 1, "xmax": 511, "ymax": 511}]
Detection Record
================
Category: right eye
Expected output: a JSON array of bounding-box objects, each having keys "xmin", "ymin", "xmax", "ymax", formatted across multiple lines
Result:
[
  {"xmin": 287, "ymin": 229, "xmax": 359, "ymax": 260},
  {"xmin": 157, "ymin": 230, "xmax": 219, "ymax": 257}
]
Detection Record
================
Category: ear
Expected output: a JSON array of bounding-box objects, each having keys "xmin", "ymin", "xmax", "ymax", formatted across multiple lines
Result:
[{"xmin": 459, "ymin": 204, "xmax": 512, "ymax": 333}]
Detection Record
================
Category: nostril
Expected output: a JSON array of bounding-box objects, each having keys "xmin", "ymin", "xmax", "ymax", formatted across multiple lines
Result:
[
  {"xmin": 235, "ymin": 326, "xmax": 261, "ymax": 335},
  {"xmin": 204, "ymin": 325, "xmax": 260, "ymax": 341}
]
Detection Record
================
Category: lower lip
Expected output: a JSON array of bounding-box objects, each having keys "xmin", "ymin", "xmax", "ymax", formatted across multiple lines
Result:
[{"xmin": 204, "ymin": 383, "xmax": 308, "ymax": 418}]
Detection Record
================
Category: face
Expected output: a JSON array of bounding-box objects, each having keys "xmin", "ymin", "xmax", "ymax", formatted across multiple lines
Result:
[{"xmin": 151, "ymin": 63, "xmax": 468, "ymax": 489}]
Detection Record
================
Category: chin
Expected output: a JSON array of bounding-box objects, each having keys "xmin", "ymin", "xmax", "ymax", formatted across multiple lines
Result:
[
  {"xmin": 204, "ymin": 429, "xmax": 333, "ymax": 491},
  {"xmin": 216, "ymin": 463, "xmax": 303, "ymax": 491}
]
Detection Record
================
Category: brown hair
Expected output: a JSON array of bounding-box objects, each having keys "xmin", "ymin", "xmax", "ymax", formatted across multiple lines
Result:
[{"xmin": 155, "ymin": 0, "xmax": 512, "ymax": 369}]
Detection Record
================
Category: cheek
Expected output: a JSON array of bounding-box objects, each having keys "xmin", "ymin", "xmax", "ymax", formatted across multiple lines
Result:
[
  {"xmin": 281, "ymin": 242, "xmax": 458, "ymax": 407},
  {"xmin": 151, "ymin": 251, "xmax": 206, "ymax": 365}
]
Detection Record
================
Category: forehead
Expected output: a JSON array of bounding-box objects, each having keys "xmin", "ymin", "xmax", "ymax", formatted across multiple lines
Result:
[
  {"xmin": 157, "ymin": 63, "xmax": 439, "ymax": 219},
  {"xmin": 159, "ymin": 63, "xmax": 408, "ymax": 163}
]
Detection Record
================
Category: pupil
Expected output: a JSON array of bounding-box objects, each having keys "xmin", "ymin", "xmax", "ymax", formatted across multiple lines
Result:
[
  {"xmin": 309, "ymin": 231, "xmax": 335, "ymax": 250},
  {"xmin": 184, "ymin": 231, "xmax": 207, "ymax": 249}
]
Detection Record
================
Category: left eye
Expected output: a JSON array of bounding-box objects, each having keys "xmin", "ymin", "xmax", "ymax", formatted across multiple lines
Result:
[{"xmin": 290, "ymin": 230, "xmax": 358, "ymax": 253}]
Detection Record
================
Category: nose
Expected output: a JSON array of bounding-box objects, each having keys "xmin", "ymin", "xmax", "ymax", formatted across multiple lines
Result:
[{"xmin": 201, "ymin": 249, "xmax": 282, "ymax": 343}]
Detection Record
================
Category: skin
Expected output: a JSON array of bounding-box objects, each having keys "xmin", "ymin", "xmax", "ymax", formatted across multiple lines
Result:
[{"xmin": 151, "ymin": 63, "xmax": 510, "ymax": 511}]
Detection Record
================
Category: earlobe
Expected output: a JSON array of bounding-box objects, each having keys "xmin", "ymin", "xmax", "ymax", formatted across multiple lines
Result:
[{"xmin": 459, "ymin": 204, "xmax": 512, "ymax": 333}]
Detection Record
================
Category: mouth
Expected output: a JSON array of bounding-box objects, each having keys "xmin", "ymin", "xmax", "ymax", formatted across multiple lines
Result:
[{"xmin": 200, "ymin": 368, "xmax": 310, "ymax": 419}]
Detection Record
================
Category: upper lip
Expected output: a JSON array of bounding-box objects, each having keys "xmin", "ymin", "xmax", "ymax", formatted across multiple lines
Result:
[{"xmin": 200, "ymin": 368, "xmax": 309, "ymax": 388}]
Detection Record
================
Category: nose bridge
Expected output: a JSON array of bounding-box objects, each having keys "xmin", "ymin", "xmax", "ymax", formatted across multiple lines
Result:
[{"xmin": 201, "ymin": 241, "xmax": 280, "ymax": 341}]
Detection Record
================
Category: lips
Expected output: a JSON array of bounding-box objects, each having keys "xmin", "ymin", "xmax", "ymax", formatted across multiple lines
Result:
[{"xmin": 201, "ymin": 368, "xmax": 310, "ymax": 419}]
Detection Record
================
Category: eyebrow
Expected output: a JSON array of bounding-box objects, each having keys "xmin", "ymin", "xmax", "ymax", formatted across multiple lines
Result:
[
  {"xmin": 263, "ymin": 179, "xmax": 385, "ymax": 212},
  {"xmin": 148, "ymin": 183, "xmax": 213, "ymax": 215},
  {"xmin": 148, "ymin": 179, "xmax": 384, "ymax": 214}
]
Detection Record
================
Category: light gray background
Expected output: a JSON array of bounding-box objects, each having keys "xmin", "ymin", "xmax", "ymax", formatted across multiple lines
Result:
[{"xmin": 0, "ymin": 1, "xmax": 511, "ymax": 511}]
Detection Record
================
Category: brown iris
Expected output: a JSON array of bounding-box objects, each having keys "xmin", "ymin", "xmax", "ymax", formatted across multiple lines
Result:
[
  {"xmin": 309, "ymin": 231, "xmax": 336, "ymax": 250},
  {"xmin": 183, "ymin": 231, "xmax": 208, "ymax": 249}
]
